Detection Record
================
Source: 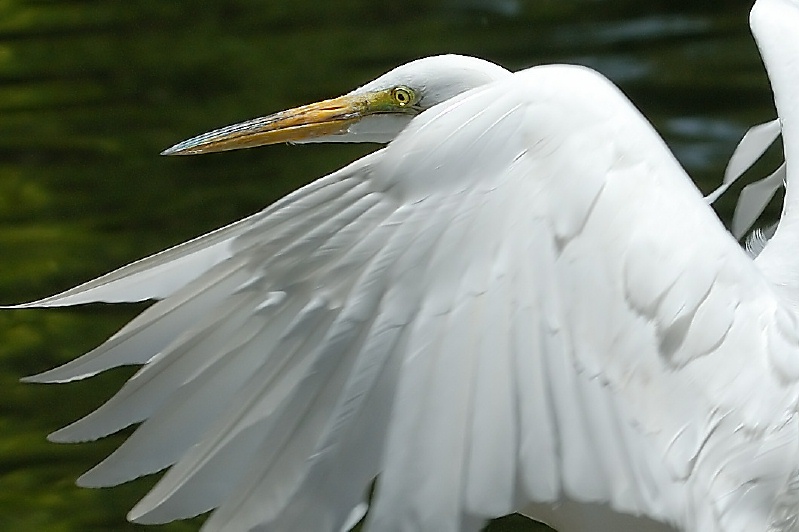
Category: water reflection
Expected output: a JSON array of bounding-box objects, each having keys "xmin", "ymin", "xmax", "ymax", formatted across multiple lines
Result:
[
  {"xmin": 550, "ymin": 14, "xmax": 710, "ymax": 47},
  {"xmin": 450, "ymin": 0, "xmax": 523, "ymax": 17},
  {"xmin": 0, "ymin": 1, "xmax": 779, "ymax": 531}
]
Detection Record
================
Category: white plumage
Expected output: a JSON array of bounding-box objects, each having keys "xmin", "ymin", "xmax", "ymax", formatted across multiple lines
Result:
[{"xmin": 11, "ymin": 0, "xmax": 799, "ymax": 530}]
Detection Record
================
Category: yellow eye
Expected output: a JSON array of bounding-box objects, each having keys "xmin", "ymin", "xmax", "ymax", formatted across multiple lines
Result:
[{"xmin": 392, "ymin": 86, "xmax": 415, "ymax": 107}]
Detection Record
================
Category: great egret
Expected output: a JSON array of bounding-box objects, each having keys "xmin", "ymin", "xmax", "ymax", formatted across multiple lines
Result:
[{"xmin": 9, "ymin": 0, "xmax": 799, "ymax": 530}]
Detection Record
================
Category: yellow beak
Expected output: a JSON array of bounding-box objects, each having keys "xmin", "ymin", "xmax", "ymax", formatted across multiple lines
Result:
[{"xmin": 161, "ymin": 94, "xmax": 371, "ymax": 156}]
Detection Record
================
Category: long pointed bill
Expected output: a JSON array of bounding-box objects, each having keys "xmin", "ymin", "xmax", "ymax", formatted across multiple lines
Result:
[{"xmin": 161, "ymin": 94, "xmax": 371, "ymax": 156}]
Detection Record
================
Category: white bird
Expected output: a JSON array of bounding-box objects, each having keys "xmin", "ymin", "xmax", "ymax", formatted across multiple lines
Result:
[{"xmin": 10, "ymin": 0, "xmax": 799, "ymax": 530}]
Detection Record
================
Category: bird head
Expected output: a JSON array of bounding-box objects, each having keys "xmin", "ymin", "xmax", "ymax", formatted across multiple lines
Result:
[{"xmin": 160, "ymin": 54, "xmax": 510, "ymax": 155}]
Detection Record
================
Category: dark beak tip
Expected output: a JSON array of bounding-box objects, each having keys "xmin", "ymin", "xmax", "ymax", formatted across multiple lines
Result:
[{"xmin": 161, "ymin": 144, "xmax": 199, "ymax": 156}]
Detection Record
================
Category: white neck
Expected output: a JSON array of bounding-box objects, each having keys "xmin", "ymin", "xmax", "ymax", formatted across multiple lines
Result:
[{"xmin": 750, "ymin": 0, "xmax": 799, "ymax": 305}]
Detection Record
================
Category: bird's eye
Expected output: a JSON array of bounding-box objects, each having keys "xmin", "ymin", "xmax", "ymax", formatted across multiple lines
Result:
[{"xmin": 392, "ymin": 86, "xmax": 415, "ymax": 107}]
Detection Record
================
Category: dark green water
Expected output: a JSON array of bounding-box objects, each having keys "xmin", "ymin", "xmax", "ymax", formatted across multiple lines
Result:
[{"xmin": 0, "ymin": 1, "xmax": 782, "ymax": 530}]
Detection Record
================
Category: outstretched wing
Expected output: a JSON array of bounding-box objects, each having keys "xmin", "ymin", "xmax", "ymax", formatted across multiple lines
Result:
[{"xmin": 21, "ymin": 65, "xmax": 799, "ymax": 532}]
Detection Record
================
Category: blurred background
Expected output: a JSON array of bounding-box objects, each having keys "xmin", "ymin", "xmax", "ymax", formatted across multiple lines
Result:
[{"xmin": 0, "ymin": 0, "xmax": 781, "ymax": 530}]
